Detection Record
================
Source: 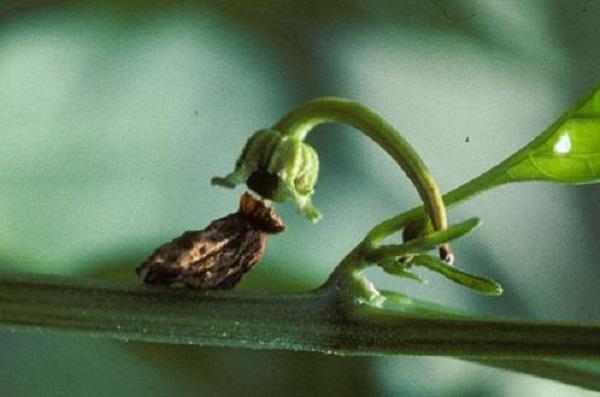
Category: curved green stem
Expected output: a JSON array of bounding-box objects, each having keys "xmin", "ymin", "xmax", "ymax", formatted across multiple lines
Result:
[
  {"xmin": 365, "ymin": 145, "xmax": 519, "ymax": 243},
  {"xmin": 364, "ymin": 84, "xmax": 600, "ymax": 242},
  {"xmin": 273, "ymin": 97, "xmax": 452, "ymax": 261}
]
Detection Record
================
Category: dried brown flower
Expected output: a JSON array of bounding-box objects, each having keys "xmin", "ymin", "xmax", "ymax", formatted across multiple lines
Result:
[{"xmin": 136, "ymin": 192, "xmax": 285, "ymax": 289}]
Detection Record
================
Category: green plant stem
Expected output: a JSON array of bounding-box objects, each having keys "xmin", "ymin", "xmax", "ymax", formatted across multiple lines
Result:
[
  {"xmin": 365, "ymin": 84, "xmax": 600, "ymax": 243},
  {"xmin": 365, "ymin": 156, "xmax": 513, "ymax": 244},
  {"xmin": 2, "ymin": 272, "xmax": 600, "ymax": 358},
  {"xmin": 273, "ymin": 97, "xmax": 451, "ymax": 259}
]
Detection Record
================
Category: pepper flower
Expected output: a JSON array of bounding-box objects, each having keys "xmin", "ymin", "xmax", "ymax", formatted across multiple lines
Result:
[{"xmin": 212, "ymin": 129, "xmax": 321, "ymax": 222}]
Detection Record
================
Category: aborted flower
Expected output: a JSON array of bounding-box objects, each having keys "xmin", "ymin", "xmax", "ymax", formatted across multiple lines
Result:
[
  {"xmin": 136, "ymin": 192, "xmax": 285, "ymax": 289},
  {"xmin": 212, "ymin": 129, "xmax": 321, "ymax": 222}
]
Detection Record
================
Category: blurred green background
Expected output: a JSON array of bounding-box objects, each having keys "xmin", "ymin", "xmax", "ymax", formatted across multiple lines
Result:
[{"xmin": 1, "ymin": 1, "xmax": 600, "ymax": 395}]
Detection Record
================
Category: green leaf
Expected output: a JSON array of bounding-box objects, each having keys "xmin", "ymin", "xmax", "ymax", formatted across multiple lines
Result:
[
  {"xmin": 504, "ymin": 84, "xmax": 600, "ymax": 184},
  {"xmin": 366, "ymin": 217, "xmax": 481, "ymax": 262},
  {"xmin": 442, "ymin": 83, "xmax": 600, "ymax": 208},
  {"xmin": 411, "ymin": 254, "xmax": 503, "ymax": 295},
  {"xmin": 374, "ymin": 84, "xmax": 600, "ymax": 241}
]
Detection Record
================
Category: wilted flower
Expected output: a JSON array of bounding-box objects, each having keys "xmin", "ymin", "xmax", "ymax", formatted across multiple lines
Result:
[
  {"xmin": 212, "ymin": 129, "xmax": 321, "ymax": 222},
  {"xmin": 136, "ymin": 192, "xmax": 285, "ymax": 289}
]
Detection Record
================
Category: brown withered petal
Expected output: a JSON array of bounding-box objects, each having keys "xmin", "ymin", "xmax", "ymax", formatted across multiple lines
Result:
[{"xmin": 136, "ymin": 192, "xmax": 285, "ymax": 289}]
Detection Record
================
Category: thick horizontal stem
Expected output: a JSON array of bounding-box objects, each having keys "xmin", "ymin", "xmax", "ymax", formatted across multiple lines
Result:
[{"xmin": 2, "ymin": 273, "xmax": 600, "ymax": 358}]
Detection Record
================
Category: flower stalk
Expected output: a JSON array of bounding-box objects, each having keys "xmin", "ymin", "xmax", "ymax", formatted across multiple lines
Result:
[{"xmin": 213, "ymin": 97, "xmax": 498, "ymax": 296}]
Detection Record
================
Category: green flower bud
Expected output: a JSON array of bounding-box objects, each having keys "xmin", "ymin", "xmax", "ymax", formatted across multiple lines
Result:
[{"xmin": 212, "ymin": 129, "xmax": 321, "ymax": 222}]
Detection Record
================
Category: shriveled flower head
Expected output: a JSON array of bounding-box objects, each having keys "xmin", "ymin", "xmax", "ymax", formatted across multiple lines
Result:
[{"xmin": 212, "ymin": 129, "xmax": 321, "ymax": 222}]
